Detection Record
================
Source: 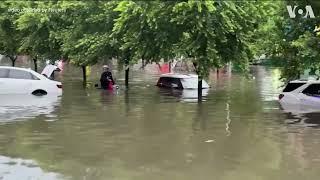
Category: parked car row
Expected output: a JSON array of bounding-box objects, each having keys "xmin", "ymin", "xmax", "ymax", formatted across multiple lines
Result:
[
  {"xmin": 1, "ymin": 66, "xmax": 212, "ymax": 97},
  {"xmin": 2, "ymin": 64, "xmax": 319, "ymax": 114}
]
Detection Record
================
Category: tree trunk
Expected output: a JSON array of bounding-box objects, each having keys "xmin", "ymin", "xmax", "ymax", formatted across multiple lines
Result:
[
  {"xmin": 198, "ymin": 76, "xmax": 203, "ymax": 102},
  {"xmin": 10, "ymin": 56, "xmax": 17, "ymax": 67},
  {"xmin": 217, "ymin": 69, "xmax": 220, "ymax": 78},
  {"xmin": 193, "ymin": 62, "xmax": 202, "ymax": 102},
  {"xmin": 141, "ymin": 59, "xmax": 145, "ymax": 69},
  {"xmin": 82, "ymin": 65, "xmax": 87, "ymax": 85},
  {"xmin": 156, "ymin": 63, "xmax": 161, "ymax": 71},
  {"xmin": 169, "ymin": 61, "xmax": 172, "ymax": 73},
  {"xmin": 197, "ymin": 102, "xmax": 206, "ymax": 130},
  {"xmin": 125, "ymin": 64, "xmax": 129, "ymax": 88},
  {"xmin": 33, "ymin": 58, "xmax": 38, "ymax": 72}
]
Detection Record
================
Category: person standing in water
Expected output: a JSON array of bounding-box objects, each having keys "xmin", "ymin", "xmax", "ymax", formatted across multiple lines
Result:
[{"xmin": 100, "ymin": 65, "xmax": 115, "ymax": 90}]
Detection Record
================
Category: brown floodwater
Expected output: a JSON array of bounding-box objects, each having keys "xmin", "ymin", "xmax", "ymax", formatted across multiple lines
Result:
[{"xmin": 0, "ymin": 62, "xmax": 320, "ymax": 180}]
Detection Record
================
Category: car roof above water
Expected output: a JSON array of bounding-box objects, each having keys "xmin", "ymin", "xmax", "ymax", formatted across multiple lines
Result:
[
  {"xmin": 0, "ymin": 66, "xmax": 46, "ymax": 80},
  {"xmin": 289, "ymin": 79, "xmax": 320, "ymax": 84},
  {"xmin": 158, "ymin": 73, "xmax": 210, "ymax": 89},
  {"xmin": 0, "ymin": 66, "xmax": 34, "ymax": 72},
  {"xmin": 159, "ymin": 73, "xmax": 199, "ymax": 79}
]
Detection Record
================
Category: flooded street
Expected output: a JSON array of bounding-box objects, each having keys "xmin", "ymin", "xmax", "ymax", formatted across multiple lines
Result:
[{"xmin": 1, "ymin": 65, "xmax": 320, "ymax": 180}]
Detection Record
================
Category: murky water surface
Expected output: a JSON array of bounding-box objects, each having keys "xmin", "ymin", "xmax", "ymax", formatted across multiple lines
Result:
[{"xmin": 0, "ymin": 64, "xmax": 320, "ymax": 180}]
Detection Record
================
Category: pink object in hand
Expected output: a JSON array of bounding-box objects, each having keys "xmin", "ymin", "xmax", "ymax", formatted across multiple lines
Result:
[{"xmin": 108, "ymin": 82, "xmax": 113, "ymax": 90}]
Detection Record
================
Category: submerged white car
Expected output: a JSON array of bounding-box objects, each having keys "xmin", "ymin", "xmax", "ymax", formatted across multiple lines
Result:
[
  {"xmin": 279, "ymin": 79, "xmax": 320, "ymax": 112},
  {"xmin": 0, "ymin": 66, "xmax": 62, "ymax": 96},
  {"xmin": 157, "ymin": 73, "xmax": 210, "ymax": 89}
]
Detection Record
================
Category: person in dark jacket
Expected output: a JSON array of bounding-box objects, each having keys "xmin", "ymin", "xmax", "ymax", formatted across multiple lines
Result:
[{"xmin": 100, "ymin": 65, "xmax": 115, "ymax": 89}]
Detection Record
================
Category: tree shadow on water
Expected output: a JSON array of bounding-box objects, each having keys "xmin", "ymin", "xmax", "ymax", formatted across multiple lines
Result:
[{"xmin": 192, "ymin": 103, "xmax": 207, "ymax": 132}]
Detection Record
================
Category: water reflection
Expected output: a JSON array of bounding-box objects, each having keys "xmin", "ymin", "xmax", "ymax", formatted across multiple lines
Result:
[
  {"xmin": 0, "ymin": 95, "xmax": 61, "ymax": 123},
  {"xmin": 225, "ymin": 100, "xmax": 232, "ymax": 136},
  {"xmin": 158, "ymin": 88, "xmax": 209, "ymax": 102},
  {"xmin": 279, "ymin": 100, "xmax": 320, "ymax": 127},
  {"xmin": 282, "ymin": 112, "xmax": 320, "ymax": 127},
  {"xmin": 0, "ymin": 155, "xmax": 63, "ymax": 180}
]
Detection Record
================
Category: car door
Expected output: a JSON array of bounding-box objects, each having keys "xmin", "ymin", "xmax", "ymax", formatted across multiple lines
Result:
[{"xmin": 6, "ymin": 69, "xmax": 37, "ymax": 94}]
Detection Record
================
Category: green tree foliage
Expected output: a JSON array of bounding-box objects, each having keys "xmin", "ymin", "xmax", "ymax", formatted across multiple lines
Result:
[
  {"xmin": 56, "ymin": 1, "xmax": 119, "ymax": 67},
  {"xmin": 112, "ymin": 1, "xmax": 182, "ymax": 87},
  {"xmin": 113, "ymin": 1, "xmax": 180, "ymax": 64},
  {"xmin": 55, "ymin": 1, "xmax": 120, "ymax": 83},
  {"xmin": 256, "ymin": 0, "xmax": 320, "ymax": 80},
  {"xmin": 0, "ymin": 0, "xmax": 278, "ymax": 90},
  {"xmin": 14, "ymin": 1, "xmax": 63, "ymax": 71},
  {"xmin": 113, "ymin": 0, "xmax": 273, "ymax": 97},
  {"xmin": 0, "ymin": 1, "xmax": 22, "ymax": 66},
  {"xmin": 171, "ymin": 1, "xmax": 249, "ymax": 76}
]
